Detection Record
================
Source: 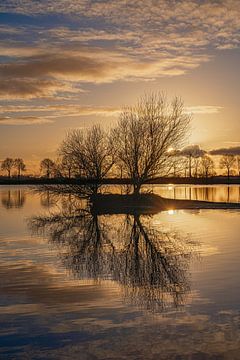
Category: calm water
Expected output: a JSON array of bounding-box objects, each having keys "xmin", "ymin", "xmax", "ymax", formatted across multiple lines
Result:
[
  {"xmin": 105, "ymin": 184, "xmax": 240, "ymax": 203},
  {"xmin": 0, "ymin": 185, "xmax": 240, "ymax": 359}
]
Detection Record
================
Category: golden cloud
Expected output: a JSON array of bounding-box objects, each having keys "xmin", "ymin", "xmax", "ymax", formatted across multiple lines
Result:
[
  {"xmin": 0, "ymin": 116, "xmax": 53, "ymax": 125},
  {"xmin": 186, "ymin": 106, "xmax": 223, "ymax": 114},
  {"xmin": 0, "ymin": 1, "xmax": 239, "ymax": 101},
  {"xmin": 0, "ymin": 104, "xmax": 121, "ymax": 125}
]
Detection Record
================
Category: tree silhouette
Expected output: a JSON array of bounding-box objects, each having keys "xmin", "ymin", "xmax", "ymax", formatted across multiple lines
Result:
[
  {"xmin": 60, "ymin": 125, "xmax": 114, "ymax": 193},
  {"xmin": 219, "ymin": 155, "xmax": 236, "ymax": 179},
  {"xmin": 60, "ymin": 154, "xmax": 76, "ymax": 179},
  {"xmin": 179, "ymin": 145, "xmax": 206, "ymax": 178},
  {"xmin": 111, "ymin": 93, "xmax": 190, "ymax": 194},
  {"xmin": 200, "ymin": 155, "xmax": 215, "ymax": 178},
  {"xmin": 14, "ymin": 158, "xmax": 26, "ymax": 178},
  {"xmin": 236, "ymin": 156, "xmax": 240, "ymax": 176},
  {"xmin": 1, "ymin": 157, "xmax": 14, "ymax": 178},
  {"xmin": 40, "ymin": 158, "xmax": 55, "ymax": 178}
]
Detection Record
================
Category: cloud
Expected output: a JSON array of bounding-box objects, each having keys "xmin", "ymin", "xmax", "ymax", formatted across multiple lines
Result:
[
  {"xmin": 0, "ymin": 25, "xmax": 22, "ymax": 35},
  {"xmin": 46, "ymin": 27, "xmax": 137, "ymax": 43},
  {"xmin": 0, "ymin": 78, "xmax": 78, "ymax": 99},
  {"xmin": 0, "ymin": 49, "xmax": 210, "ymax": 82},
  {"xmin": 0, "ymin": 0, "xmax": 238, "ymax": 133},
  {"xmin": 0, "ymin": 104, "xmax": 121, "ymax": 125},
  {"xmin": 185, "ymin": 106, "xmax": 223, "ymax": 114},
  {"xmin": 179, "ymin": 145, "xmax": 206, "ymax": 157},
  {"xmin": 0, "ymin": 101, "xmax": 226, "ymax": 126},
  {"xmin": 0, "ymin": 45, "xmax": 211, "ymax": 100},
  {"xmin": 209, "ymin": 147, "xmax": 240, "ymax": 156},
  {"xmin": 0, "ymin": 43, "xmax": 45, "ymax": 57},
  {"xmin": 0, "ymin": 116, "xmax": 53, "ymax": 125},
  {"xmin": 0, "ymin": 1, "xmax": 239, "ymax": 100}
]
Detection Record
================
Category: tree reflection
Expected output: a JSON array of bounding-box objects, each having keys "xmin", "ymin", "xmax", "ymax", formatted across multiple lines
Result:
[
  {"xmin": 40, "ymin": 190, "xmax": 58, "ymax": 208},
  {"xmin": 1, "ymin": 189, "xmax": 26, "ymax": 209},
  {"xmin": 29, "ymin": 199, "xmax": 196, "ymax": 312}
]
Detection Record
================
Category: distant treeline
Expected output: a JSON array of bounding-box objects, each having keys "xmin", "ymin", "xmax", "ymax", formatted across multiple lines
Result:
[
  {"xmin": 1, "ymin": 176, "xmax": 240, "ymax": 186},
  {"xmin": 1, "ymin": 154, "xmax": 240, "ymax": 181}
]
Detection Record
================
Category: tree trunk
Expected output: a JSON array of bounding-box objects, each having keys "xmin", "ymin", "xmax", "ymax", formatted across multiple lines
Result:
[
  {"xmin": 189, "ymin": 156, "xmax": 192, "ymax": 178},
  {"xmin": 133, "ymin": 182, "xmax": 141, "ymax": 195}
]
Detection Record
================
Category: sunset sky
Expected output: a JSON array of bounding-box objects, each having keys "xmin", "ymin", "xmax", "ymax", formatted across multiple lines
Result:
[{"xmin": 0, "ymin": 0, "xmax": 240, "ymax": 173}]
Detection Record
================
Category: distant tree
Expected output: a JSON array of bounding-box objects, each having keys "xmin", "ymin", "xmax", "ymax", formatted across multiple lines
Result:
[
  {"xmin": 167, "ymin": 149, "xmax": 186, "ymax": 177},
  {"xmin": 14, "ymin": 158, "xmax": 26, "ymax": 178},
  {"xmin": 60, "ymin": 154, "xmax": 76, "ymax": 179},
  {"xmin": 171, "ymin": 157, "xmax": 185, "ymax": 177},
  {"xmin": 60, "ymin": 125, "xmax": 114, "ymax": 192},
  {"xmin": 200, "ymin": 155, "xmax": 215, "ymax": 178},
  {"xmin": 40, "ymin": 158, "xmax": 56, "ymax": 178},
  {"xmin": 180, "ymin": 145, "xmax": 206, "ymax": 178},
  {"xmin": 111, "ymin": 93, "xmax": 190, "ymax": 194},
  {"xmin": 236, "ymin": 156, "xmax": 240, "ymax": 176},
  {"xmin": 192, "ymin": 157, "xmax": 201, "ymax": 177},
  {"xmin": 173, "ymin": 156, "xmax": 189, "ymax": 178},
  {"xmin": 53, "ymin": 165, "xmax": 63, "ymax": 178},
  {"xmin": 1, "ymin": 158, "xmax": 14, "ymax": 178},
  {"xmin": 219, "ymin": 155, "xmax": 236, "ymax": 179}
]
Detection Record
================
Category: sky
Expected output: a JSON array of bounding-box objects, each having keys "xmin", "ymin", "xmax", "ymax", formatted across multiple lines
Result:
[{"xmin": 0, "ymin": 0, "xmax": 240, "ymax": 173}]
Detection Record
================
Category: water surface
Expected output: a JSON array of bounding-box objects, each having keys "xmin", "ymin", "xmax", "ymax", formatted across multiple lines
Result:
[{"xmin": 0, "ymin": 185, "xmax": 240, "ymax": 359}]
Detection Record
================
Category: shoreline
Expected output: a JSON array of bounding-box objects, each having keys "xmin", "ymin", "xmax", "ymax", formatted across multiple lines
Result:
[{"xmin": 1, "ymin": 176, "xmax": 240, "ymax": 186}]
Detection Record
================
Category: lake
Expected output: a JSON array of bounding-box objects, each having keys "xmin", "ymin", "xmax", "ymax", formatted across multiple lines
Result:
[{"xmin": 0, "ymin": 185, "xmax": 240, "ymax": 359}]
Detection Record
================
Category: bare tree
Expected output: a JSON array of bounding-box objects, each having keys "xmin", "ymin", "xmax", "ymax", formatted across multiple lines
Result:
[
  {"xmin": 200, "ymin": 155, "xmax": 215, "ymax": 178},
  {"xmin": 112, "ymin": 93, "xmax": 190, "ymax": 194},
  {"xmin": 1, "ymin": 158, "xmax": 14, "ymax": 178},
  {"xmin": 219, "ymin": 155, "xmax": 236, "ymax": 179},
  {"xmin": 236, "ymin": 156, "xmax": 240, "ymax": 176},
  {"xmin": 60, "ymin": 154, "xmax": 76, "ymax": 179},
  {"xmin": 60, "ymin": 125, "xmax": 114, "ymax": 192},
  {"xmin": 167, "ymin": 149, "xmax": 187, "ymax": 177},
  {"xmin": 60, "ymin": 130, "xmax": 83, "ymax": 178},
  {"xmin": 181, "ymin": 157, "xmax": 189, "ymax": 177},
  {"xmin": 192, "ymin": 157, "xmax": 200, "ymax": 177},
  {"xmin": 179, "ymin": 145, "xmax": 206, "ymax": 178},
  {"xmin": 14, "ymin": 158, "xmax": 26, "ymax": 178},
  {"xmin": 40, "ymin": 158, "xmax": 55, "ymax": 178}
]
